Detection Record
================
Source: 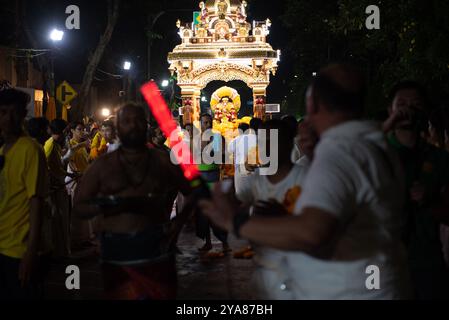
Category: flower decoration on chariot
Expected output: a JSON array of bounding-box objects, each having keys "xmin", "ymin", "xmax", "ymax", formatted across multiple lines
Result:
[
  {"xmin": 183, "ymin": 98, "xmax": 193, "ymax": 106},
  {"xmin": 210, "ymin": 86, "xmax": 241, "ymax": 123},
  {"xmin": 255, "ymin": 97, "xmax": 265, "ymax": 105}
]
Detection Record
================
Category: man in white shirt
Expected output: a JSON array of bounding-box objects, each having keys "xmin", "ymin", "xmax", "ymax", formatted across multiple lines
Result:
[
  {"xmin": 236, "ymin": 119, "xmax": 309, "ymax": 299},
  {"xmin": 228, "ymin": 123, "xmax": 258, "ymax": 194},
  {"xmin": 199, "ymin": 64, "xmax": 411, "ymax": 299}
]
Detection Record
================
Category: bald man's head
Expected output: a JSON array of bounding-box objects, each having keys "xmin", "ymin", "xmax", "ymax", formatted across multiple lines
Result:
[
  {"xmin": 310, "ymin": 64, "xmax": 366, "ymax": 118},
  {"xmin": 117, "ymin": 103, "xmax": 148, "ymax": 148},
  {"xmin": 117, "ymin": 103, "xmax": 146, "ymax": 123}
]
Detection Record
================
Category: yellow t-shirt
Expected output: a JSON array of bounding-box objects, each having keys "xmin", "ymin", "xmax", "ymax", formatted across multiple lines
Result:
[
  {"xmin": 69, "ymin": 139, "xmax": 89, "ymax": 173},
  {"xmin": 89, "ymin": 132, "xmax": 107, "ymax": 160},
  {"xmin": 0, "ymin": 136, "xmax": 47, "ymax": 258},
  {"xmin": 44, "ymin": 137, "xmax": 66, "ymax": 185}
]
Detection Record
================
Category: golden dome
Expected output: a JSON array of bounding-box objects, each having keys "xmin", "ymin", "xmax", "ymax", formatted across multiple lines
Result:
[{"xmin": 205, "ymin": 0, "xmax": 242, "ymax": 14}]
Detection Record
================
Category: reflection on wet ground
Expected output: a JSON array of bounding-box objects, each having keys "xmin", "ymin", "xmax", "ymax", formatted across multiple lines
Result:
[{"xmin": 43, "ymin": 224, "xmax": 257, "ymax": 300}]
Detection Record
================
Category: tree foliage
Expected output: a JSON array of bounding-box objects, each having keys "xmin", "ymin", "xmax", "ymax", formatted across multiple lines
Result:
[{"xmin": 281, "ymin": 0, "xmax": 449, "ymax": 116}]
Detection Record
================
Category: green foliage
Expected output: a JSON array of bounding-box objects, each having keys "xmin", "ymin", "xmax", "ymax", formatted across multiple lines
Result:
[
  {"xmin": 281, "ymin": 0, "xmax": 449, "ymax": 117},
  {"xmin": 146, "ymin": 31, "xmax": 163, "ymax": 41}
]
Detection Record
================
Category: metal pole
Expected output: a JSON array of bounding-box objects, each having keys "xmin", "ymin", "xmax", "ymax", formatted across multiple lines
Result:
[
  {"xmin": 122, "ymin": 74, "xmax": 127, "ymax": 102},
  {"xmin": 50, "ymin": 49, "xmax": 57, "ymax": 118},
  {"xmin": 169, "ymin": 79, "xmax": 175, "ymax": 109},
  {"xmin": 127, "ymin": 74, "xmax": 132, "ymax": 100},
  {"xmin": 147, "ymin": 38, "xmax": 151, "ymax": 81}
]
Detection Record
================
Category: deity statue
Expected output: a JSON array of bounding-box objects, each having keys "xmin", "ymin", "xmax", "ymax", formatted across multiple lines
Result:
[
  {"xmin": 199, "ymin": 2, "xmax": 209, "ymax": 26},
  {"xmin": 210, "ymin": 86, "xmax": 241, "ymax": 124},
  {"xmin": 183, "ymin": 98, "xmax": 194, "ymax": 124},
  {"xmin": 215, "ymin": 20, "xmax": 230, "ymax": 40},
  {"xmin": 217, "ymin": 0, "xmax": 228, "ymax": 19},
  {"xmin": 214, "ymin": 97, "xmax": 237, "ymax": 123},
  {"xmin": 254, "ymin": 96, "xmax": 266, "ymax": 120},
  {"xmin": 266, "ymin": 18, "xmax": 272, "ymax": 27},
  {"xmin": 218, "ymin": 25, "xmax": 228, "ymax": 40},
  {"xmin": 237, "ymin": 1, "xmax": 248, "ymax": 24}
]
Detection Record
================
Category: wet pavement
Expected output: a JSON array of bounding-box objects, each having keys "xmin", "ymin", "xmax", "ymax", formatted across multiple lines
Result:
[{"xmin": 43, "ymin": 224, "xmax": 257, "ymax": 300}]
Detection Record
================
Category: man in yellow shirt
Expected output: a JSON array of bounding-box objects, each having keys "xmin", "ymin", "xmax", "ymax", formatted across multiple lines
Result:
[
  {"xmin": 68, "ymin": 121, "xmax": 89, "ymax": 174},
  {"xmin": 90, "ymin": 120, "xmax": 117, "ymax": 160},
  {"xmin": 67, "ymin": 121, "xmax": 94, "ymax": 249},
  {"xmin": 44, "ymin": 119, "xmax": 71, "ymax": 258},
  {"xmin": 0, "ymin": 88, "xmax": 47, "ymax": 299}
]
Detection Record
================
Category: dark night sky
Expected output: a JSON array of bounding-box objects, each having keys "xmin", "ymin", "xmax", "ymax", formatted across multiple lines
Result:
[{"xmin": 8, "ymin": 0, "xmax": 292, "ymax": 107}]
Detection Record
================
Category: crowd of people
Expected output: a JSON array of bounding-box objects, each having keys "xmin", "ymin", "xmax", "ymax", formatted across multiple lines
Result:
[{"xmin": 1, "ymin": 63, "xmax": 449, "ymax": 300}]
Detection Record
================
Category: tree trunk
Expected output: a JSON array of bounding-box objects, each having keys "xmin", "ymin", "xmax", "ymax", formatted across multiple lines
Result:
[{"xmin": 77, "ymin": 0, "xmax": 120, "ymax": 119}]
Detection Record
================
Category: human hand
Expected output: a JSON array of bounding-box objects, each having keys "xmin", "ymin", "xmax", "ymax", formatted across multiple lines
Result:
[
  {"xmin": 298, "ymin": 120, "xmax": 319, "ymax": 159},
  {"xmin": 62, "ymin": 147, "xmax": 75, "ymax": 162},
  {"xmin": 383, "ymin": 107, "xmax": 412, "ymax": 132}
]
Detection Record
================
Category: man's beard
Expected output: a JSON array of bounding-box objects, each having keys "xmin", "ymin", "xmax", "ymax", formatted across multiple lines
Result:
[{"xmin": 119, "ymin": 131, "xmax": 147, "ymax": 148}]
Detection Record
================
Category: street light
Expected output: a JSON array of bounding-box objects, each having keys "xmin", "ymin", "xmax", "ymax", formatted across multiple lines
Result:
[
  {"xmin": 123, "ymin": 61, "xmax": 132, "ymax": 71},
  {"xmin": 46, "ymin": 29, "xmax": 64, "ymax": 118},
  {"xmin": 161, "ymin": 79, "xmax": 169, "ymax": 87},
  {"xmin": 201, "ymin": 96, "xmax": 207, "ymax": 102},
  {"xmin": 101, "ymin": 108, "xmax": 111, "ymax": 118},
  {"xmin": 50, "ymin": 29, "xmax": 64, "ymax": 42}
]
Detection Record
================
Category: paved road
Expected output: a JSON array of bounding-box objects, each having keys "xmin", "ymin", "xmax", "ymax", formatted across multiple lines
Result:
[{"xmin": 43, "ymin": 225, "xmax": 257, "ymax": 300}]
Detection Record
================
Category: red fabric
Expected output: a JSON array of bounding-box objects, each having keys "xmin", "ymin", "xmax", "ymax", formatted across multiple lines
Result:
[{"xmin": 102, "ymin": 255, "xmax": 177, "ymax": 300}]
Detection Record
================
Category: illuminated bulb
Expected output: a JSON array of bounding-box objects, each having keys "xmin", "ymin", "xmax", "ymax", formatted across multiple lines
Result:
[
  {"xmin": 101, "ymin": 108, "xmax": 111, "ymax": 117},
  {"xmin": 123, "ymin": 61, "xmax": 131, "ymax": 70},
  {"xmin": 50, "ymin": 29, "xmax": 64, "ymax": 41}
]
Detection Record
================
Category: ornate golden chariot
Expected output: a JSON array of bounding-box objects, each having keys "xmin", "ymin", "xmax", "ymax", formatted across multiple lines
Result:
[{"xmin": 168, "ymin": 0, "xmax": 280, "ymax": 127}]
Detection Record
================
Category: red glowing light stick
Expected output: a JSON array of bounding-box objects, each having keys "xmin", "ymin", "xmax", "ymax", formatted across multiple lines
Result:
[{"xmin": 140, "ymin": 81, "xmax": 200, "ymax": 181}]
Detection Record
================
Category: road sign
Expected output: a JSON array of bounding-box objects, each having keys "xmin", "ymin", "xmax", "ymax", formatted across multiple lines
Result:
[{"xmin": 56, "ymin": 81, "xmax": 77, "ymax": 105}]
